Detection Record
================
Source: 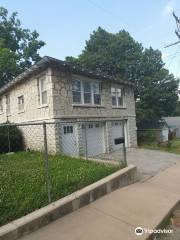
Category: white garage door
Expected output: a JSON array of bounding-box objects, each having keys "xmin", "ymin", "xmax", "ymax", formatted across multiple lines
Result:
[
  {"xmin": 112, "ymin": 121, "xmax": 124, "ymax": 151},
  {"xmin": 86, "ymin": 123, "xmax": 105, "ymax": 157},
  {"xmin": 61, "ymin": 124, "xmax": 79, "ymax": 156}
]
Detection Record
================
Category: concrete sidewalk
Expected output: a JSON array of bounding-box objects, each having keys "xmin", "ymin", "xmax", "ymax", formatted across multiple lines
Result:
[{"xmin": 21, "ymin": 162, "xmax": 180, "ymax": 240}]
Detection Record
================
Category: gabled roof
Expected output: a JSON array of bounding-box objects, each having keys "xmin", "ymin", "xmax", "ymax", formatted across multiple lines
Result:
[
  {"xmin": 163, "ymin": 117, "xmax": 180, "ymax": 128},
  {"xmin": 0, "ymin": 56, "xmax": 134, "ymax": 95}
]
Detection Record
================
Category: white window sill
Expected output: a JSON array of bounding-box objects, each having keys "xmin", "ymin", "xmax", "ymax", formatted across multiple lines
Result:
[
  {"xmin": 112, "ymin": 106, "xmax": 127, "ymax": 109},
  {"xmin": 37, "ymin": 104, "xmax": 48, "ymax": 109},
  {"xmin": 72, "ymin": 104, "xmax": 105, "ymax": 108},
  {"xmin": 18, "ymin": 110, "xmax": 25, "ymax": 114}
]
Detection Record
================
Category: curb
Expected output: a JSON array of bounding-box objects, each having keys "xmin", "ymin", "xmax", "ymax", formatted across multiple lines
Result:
[
  {"xmin": 147, "ymin": 199, "xmax": 180, "ymax": 240},
  {"xmin": 0, "ymin": 165, "xmax": 137, "ymax": 240}
]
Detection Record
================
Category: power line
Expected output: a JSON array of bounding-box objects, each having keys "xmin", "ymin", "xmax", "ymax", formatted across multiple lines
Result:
[{"xmin": 165, "ymin": 12, "xmax": 180, "ymax": 48}]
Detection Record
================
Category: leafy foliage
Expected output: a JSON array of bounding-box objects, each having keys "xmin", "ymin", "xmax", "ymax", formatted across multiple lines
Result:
[
  {"xmin": 66, "ymin": 27, "xmax": 180, "ymax": 126},
  {"xmin": 0, "ymin": 124, "xmax": 24, "ymax": 153},
  {"xmin": 0, "ymin": 7, "xmax": 45, "ymax": 87},
  {"xmin": 0, "ymin": 152, "xmax": 120, "ymax": 226}
]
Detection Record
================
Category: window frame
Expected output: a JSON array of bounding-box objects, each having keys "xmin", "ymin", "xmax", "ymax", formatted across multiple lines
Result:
[
  {"xmin": 72, "ymin": 80, "xmax": 102, "ymax": 106},
  {"xmin": 111, "ymin": 87, "xmax": 125, "ymax": 107},
  {"xmin": 18, "ymin": 95, "xmax": 25, "ymax": 112},
  {"xmin": 6, "ymin": 95, "xmax": 10, "ymax": 115},
  {"xmin": 38, "ymin": 77, "xmax": 48, "ymax": 106}
]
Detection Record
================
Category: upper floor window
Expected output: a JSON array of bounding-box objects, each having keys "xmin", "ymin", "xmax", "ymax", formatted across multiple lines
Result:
[
  {"xmin": 72, "ymin": 80, "xmax": 101, "ymax": 105},
  {"xmin": 0, "ymin": 98, "xmax": 3, "ymax": 113},
  {"xmin": 18, "ymin": 95, "xmax": 24, "ymax": 112},
  {"xmin": 6, "ymin": 95, "xmax": 10, "ymax": 115},
  {"xmin": 38, "ymin": 77, "xmax": 48, "ymax": 105},
  {"xmin": 111, "ymin": 87, "xmax": 125, "ymax": 107}
]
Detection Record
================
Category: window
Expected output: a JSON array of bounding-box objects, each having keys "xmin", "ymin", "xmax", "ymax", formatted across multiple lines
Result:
[
  {"xmin": 6, "ymin": 95, "xmax": 10, "ymax": 115},
  {"xmin": 93, "ymin": 83, "xmax": 101, "ymax": 105},
  {"xmin": 0, "ymin": 98, "xmax": 3, "ymax": 113},
  {"xmin": 83, "ymin": 82, "xmax": 91, "ymax": 104},
  {"xmin": 111, "ymin": 87, "xmax": 125, "ymax": 107},
  {"xmin": 72, "ymin": 80, "xmax": 101, "ymax": 105},
  {"xmin": 18, "ymin": 95, "xmax": 24, "ymax": 112},
  {"xmin": 72, "ymin": 80, "xmax": 81, "ymax": 104},
  {"xmin": 38, "ymin": 78, "xmax": 48, "ymax": 105},
  {"xmin": 63, "ymin": 126, "xmax": 73, "ymax": 134}
]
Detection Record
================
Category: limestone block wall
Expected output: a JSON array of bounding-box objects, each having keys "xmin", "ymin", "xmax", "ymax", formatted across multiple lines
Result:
[{"xmin": 51, "ymin": 68, "xmax": 136, "ymax": 119}]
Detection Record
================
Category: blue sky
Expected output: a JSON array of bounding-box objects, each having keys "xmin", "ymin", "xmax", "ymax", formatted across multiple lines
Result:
[{"xmin": 1, "ymin": 0, "xmax": 180, "ymax": 77}]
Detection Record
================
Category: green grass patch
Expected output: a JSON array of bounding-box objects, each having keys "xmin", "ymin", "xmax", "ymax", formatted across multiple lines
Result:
[
  {"xmin": 139, "ymin": 139, "xmax": 180, "ymax": 155},
  {"xmin": 0, "ymin": 151, "xmax": 120, "ymax": 226}
]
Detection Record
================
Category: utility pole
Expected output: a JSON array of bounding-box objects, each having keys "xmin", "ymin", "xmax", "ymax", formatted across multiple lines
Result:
[{"xmin": 165, "ymin": 12, "xmax": 180, "ymax": 48}]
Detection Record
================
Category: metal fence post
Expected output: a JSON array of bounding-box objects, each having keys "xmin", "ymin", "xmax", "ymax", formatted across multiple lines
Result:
[
  {"xmin": 7, "ymin": 125, "xmax": 11, "ymax": 153},
  {"xmin": 122, "ymin": 119, "xmax": 127, "ymax": 167},
  {"xmin": 43, "ymin": 122, "xmax": 51, "ymax": 203},
  {"xmin": 84, "ymin": 124, "xmax": 88, "ymax": 160}
]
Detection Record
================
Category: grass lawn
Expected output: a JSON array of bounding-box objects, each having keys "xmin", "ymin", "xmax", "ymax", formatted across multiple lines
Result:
[
  {"xmin": 0, "ymin": 152, "xmax": 121, "ymax": 227},
  {"xmin": 139, "ymin": 139, "xmax": 180, "ymax": 155}
]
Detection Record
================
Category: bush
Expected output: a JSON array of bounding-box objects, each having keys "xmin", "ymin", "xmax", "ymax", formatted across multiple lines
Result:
[
  {"xmin": 137, "ymin": 130, "xmax": 157, "ymax": 145},
  {"xmin": 0, "ymin": 124, "xmax": 24, "ymax": 153}
]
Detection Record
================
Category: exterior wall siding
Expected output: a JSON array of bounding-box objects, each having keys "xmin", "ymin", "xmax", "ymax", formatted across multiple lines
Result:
[
  {"xmin": 0, "ymin": 66, "xmax": 137, "ymax": 153},
  {"xmin": 51, "ymin": 68, "xmax": 137, "ymax": 148}
]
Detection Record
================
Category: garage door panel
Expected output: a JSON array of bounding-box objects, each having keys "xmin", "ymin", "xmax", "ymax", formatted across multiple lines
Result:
[
  {"xmin": 112, "ymin": 121, "xmax": 124, "ymax": 151},
  {"xmin": 86, "ymin": 123, "xmax": 105, "ymax": 157},
  {"xmin": 61, "ymin": 124, "xmax": 79, "ymax": 156}
]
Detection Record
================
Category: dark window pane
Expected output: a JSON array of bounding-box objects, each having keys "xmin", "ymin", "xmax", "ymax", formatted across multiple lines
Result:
[
  {"xmin": 84, "ymin": 93, "xmax": 91, "ymax": 104},
  {"xmin": 93, "ymin": 83, "xmax": 100, "ymax": 94},
  {"xmin": 70, "ymin": 126, "xmax": 73, "ymax": 133},
  {"xmin": 83, "ymin": 82, "xmax": 91, "ymax": 92},
  {"xmin": 73, "ymin": 92, "xmax": 81, "ymax": 103},
  {"xmin": 94, "ymin": 94, "xmax": 101, "ymax": 105},
  {"xmin": 118, "ymin": 97, "xmax": 123, "ymax": 106},
  {"xmin": 72, "ymin": 80, "xmax": 81, "ymax": 91},
  {"xmin": 112, "ymin": 96, "xmax": 116, "ymax": 106}
]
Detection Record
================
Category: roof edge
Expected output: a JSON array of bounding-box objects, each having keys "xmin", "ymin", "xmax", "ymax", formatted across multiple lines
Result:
[{"xmin": 0, "ymin": 56, "xmax": 134, "ymax": 95}]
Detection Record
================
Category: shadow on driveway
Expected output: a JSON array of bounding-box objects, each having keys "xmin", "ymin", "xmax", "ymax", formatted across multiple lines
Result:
[{"xmin": 98, "ymin": 148, "xmax": 180, "ymax": 181}]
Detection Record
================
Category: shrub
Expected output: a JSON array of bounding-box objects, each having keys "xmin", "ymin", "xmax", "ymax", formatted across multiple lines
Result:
[
  {"xmin": 137, "ymin": 130, "xmax": 157, "ymax": 145},
  {"xmin": 0, "ymin": 124, "xmax": 24, "ymax": 153}
]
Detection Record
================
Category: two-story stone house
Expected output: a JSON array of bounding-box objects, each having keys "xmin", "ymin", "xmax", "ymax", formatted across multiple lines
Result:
[{"xmin": 0, "ymin": 56, "xmax": 137, "ymax": 157}]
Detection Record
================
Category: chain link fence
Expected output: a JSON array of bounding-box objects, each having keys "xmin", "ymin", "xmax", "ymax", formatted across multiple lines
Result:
[
  {"xmin": 0, "ymin": 120, "xmax": 127, "ymax": 226},
  {"xmin": 137, "ymin": 128, "xmax": 169, "ymax": 146}
]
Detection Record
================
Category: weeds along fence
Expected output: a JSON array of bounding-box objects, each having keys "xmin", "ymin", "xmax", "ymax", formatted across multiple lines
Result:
[
  {"xmin": 137, "ymin": 128, "xmax": 169, "ymax": 146},
  {"xmin": 0, "ymin": 121, "xmax": 126, "ymax": 226}
]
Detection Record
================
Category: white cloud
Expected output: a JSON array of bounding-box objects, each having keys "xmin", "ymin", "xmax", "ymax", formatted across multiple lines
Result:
[{"xmin": 163, "ymin": 0, "xmax": 174, "ymax": 16}]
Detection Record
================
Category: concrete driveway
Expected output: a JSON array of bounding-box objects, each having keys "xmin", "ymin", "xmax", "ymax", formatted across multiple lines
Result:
[{"xmin": 100, "ymin": 148, "xmax": 180, "ymax": 181}]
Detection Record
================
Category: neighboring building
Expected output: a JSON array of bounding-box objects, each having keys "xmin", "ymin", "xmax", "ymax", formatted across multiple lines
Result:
[
  {"xmin": 163, "ymin": 117, "xmax": 180, "ymax": 138},
  {"xmin": 0, "ymin": 56, "xmax": 137, "ymax": 156},
  {"xmin": 137, "ymin": 120, "xmax": 169, "ymax": 143}
]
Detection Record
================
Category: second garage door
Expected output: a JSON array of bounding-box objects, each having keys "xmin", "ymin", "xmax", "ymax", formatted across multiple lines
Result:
[
  {"xmin": 112, "ymin": 121, "xmax": 124, "ymax": 151},
  {"xmin": 86, "ymin": 122, "xmax": 105, "ymax": 157}
]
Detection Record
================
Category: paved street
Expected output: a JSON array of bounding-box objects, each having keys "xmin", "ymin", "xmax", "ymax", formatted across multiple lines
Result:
[{"xmin": 20, "ymin": 151, "xmax": 180, "ymax": 240}]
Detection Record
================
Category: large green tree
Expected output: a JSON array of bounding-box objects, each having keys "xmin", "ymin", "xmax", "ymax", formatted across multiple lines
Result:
[
  {"xmin": 66, "ymin": 27, "xmax": 179, "ymax": 126},
  {"xmin": 0, "ymin": 7, "xmax": 45, "ymax": 87}
]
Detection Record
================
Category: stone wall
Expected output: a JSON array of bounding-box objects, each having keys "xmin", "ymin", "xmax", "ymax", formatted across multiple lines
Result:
[{"xmin": 51, "ymin": 67, "xmax": 137, "ymax": 147}]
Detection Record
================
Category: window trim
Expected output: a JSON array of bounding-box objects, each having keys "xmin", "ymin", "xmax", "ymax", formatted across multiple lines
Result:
[
  {"xmin": 0, "ymin": 97, "xmax": 3, "ymax": 114},
  {"xmin": 18, "ymin": 95, "xmax": 25, "ymax": 113},
  {"xmin": 6, "ymin": 95, "xmax": 10, "ymax": 116},
  {"xmin": 72, "ymin": 80, "xmax": 102, "ymax": 106},
  {"xmin": 38, "ymin": 77, "xmax": 48, "ymax": 106}
]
